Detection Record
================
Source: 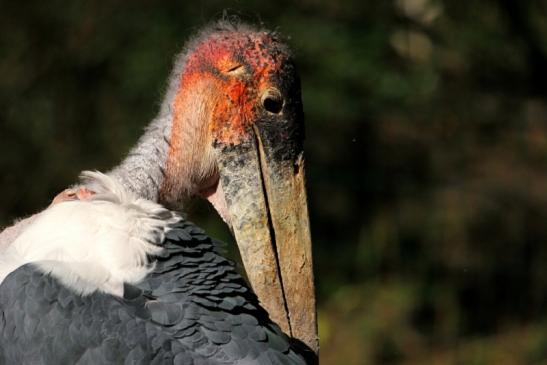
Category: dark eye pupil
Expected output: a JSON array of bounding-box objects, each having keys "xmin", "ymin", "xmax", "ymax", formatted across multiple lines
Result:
[{"xmin": 263, "ymin": 96, "xmax": 283, "ymax": 114}]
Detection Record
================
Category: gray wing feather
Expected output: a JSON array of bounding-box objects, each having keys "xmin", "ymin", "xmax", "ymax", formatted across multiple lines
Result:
[{"xmin": 0, "ymin": 220, "xmax": 315, "ymax": 364}]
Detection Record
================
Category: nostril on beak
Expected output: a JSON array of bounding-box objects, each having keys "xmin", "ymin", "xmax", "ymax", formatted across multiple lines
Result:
[{"xmin": 261, "ymin": 88, "xmax": 284, "ymax": 114}]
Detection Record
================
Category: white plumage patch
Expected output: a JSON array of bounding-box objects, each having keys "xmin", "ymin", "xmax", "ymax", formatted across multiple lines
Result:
[{"xmin": 0, "ymin": 171, "xmax": 179, "ymax": 296}]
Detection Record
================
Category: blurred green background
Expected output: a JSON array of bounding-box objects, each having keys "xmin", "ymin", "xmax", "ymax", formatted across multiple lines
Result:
[{"xmin": 2, "ymin": 1, "xmax": 547, "ymax": 363}]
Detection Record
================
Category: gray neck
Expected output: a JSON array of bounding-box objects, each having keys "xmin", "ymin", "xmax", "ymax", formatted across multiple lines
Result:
[
  {"xmin": 105, "ymin": 47, "xmax": 187, "ymax": 202},
  {"xmin": 107, "ymin": 114, "xmax": 172, "ymax": 201}
]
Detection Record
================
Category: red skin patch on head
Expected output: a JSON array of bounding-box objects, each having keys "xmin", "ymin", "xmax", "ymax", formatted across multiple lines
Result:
[
  {"xmin": 161, "ymin": 30, "xmax": 289, "ymax": 199},
  {"xmin": 176, "ymin": 31, "xmax": 287, "ymax": 145}
]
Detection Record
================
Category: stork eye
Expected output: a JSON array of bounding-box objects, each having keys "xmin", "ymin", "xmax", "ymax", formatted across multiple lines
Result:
[
  {"xmin": 226, "ymin": 64, "xmax": 244, "ymax": 75},
  {"xmin": 261, "ymin": 89, "xmax": 284, "ymax": 114}
]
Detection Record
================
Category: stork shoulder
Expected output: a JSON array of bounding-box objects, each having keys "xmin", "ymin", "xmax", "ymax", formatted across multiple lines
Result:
[{"xmin": 0, "ymin": 171, "xmax": 179, "ymax": 296}]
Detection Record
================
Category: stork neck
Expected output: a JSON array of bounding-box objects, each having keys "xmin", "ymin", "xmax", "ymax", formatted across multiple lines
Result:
[
  {"xmin": 108, "ymin": 115, "xmax": 172, "ymax": 202},
  {"xmin": 107, "ymin": 56, "xmax": 214, "ymax": 205}
]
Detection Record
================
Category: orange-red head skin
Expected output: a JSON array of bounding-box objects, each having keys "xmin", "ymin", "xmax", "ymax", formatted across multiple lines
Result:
[
  {"xmin": 175, "ymin": 30, "xmax": 290, "ymax": 146},
  {"xmin": 161, "ymin": 26, "xmax": 295, "ymax": 201}
]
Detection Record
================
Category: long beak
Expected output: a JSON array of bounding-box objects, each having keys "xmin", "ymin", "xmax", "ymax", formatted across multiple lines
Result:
[{"xmin": 215, "ymin": 128, "xmax": 318, "ymax": 354}]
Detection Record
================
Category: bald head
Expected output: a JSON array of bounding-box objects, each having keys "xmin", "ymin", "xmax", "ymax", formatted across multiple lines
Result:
[{"xmin": 160, "ymin": 22, "xmax": 303, "ymax": 204}]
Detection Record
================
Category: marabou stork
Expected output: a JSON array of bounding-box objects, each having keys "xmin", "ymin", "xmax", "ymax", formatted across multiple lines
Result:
[{"xmin": 0, "ymin": 21, "xmax": 317, "ymax": 364}]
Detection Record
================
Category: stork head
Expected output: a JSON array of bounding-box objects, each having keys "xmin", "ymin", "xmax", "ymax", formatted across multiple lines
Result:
[{"xmin": 158, "ymin": 22, "xmax": 317, "ymax": 353}]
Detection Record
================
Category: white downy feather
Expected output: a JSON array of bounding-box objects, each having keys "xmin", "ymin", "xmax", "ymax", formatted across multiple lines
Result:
[{"xmin": 0, "ymin": 171, "xmax": 180, "ymax": 296}]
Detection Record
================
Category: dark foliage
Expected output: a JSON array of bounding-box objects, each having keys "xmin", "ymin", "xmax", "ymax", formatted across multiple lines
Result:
[{"xmin": 2, "ymin": 1, "xmax": 547, "ymax": 363}]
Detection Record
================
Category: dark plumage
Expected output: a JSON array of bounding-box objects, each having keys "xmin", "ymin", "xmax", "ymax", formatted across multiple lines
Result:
[{"xmin": 0, "ymin": 219, "xmax": 314, "ymax": 364}]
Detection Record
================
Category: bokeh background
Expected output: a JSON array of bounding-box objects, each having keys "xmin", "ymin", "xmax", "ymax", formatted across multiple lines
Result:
[{"xmin": 2, "ymin": 1, "xmax": 547, "ymax": 363}]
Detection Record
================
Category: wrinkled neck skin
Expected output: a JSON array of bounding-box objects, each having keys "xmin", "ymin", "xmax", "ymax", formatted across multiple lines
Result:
[{"xmin": 108, "ymin": 77, "xmax": 217, "ymax": 210}]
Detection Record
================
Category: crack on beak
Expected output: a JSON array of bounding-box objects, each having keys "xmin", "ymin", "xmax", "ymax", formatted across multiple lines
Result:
[{"xmin": 251, "ymin": 124, "xmax": 293, "ymax": 337}]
